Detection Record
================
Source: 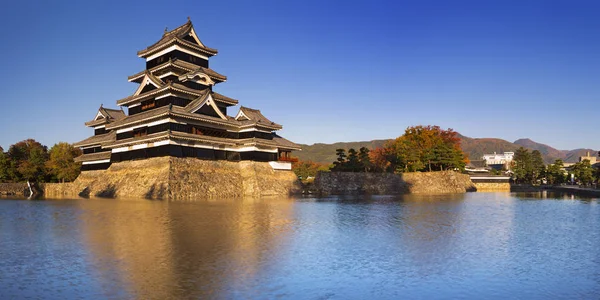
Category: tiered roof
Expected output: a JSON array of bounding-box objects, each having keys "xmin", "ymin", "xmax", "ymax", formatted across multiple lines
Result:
[
  {"xmin": 127, "ymin": 58, "xmax": 227, "ymax": 83},
  {"xmin": 137, "ymin": 18, "xmax": 218, "ymax": 58},
  {"xmin": 236, "ymin": 107, "xmax": 281, "ymax": 128},
  {"xmin": 84, "ymin": 106, "xmax": 126, "ymax": 127},
  {"xmin": 116, "ymin": 81, "xmax": 238, "ymax": 107},
  {"xmin": 74, "ymin": 17, "xmax": 301, "ymax": 160},
  {"xmin": 102, "ymin": 128, "xmax": 300, "ymax": 151},
  {"xmin": 105, "ymin": 103, "xmax": 282, "ymax": 131},
  {"xmin": 73, "ymin": 131, "xmax": 116, "ymax": 148},
  {"xmin": 74, "ymin": 151, "xmax": 112, "ymax": 163}
]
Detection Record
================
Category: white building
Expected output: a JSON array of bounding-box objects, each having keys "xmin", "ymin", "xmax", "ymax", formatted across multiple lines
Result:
[{"xmin": 482, "ymin": 152, "xmax": 514, "ymax": 166}]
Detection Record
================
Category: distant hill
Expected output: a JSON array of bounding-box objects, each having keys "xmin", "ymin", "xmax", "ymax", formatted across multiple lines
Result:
[
  {"xmin": 513, "ymin": 138, "xmax": 598, "ymax": 164},
  {"xmin": 458, "ymin": 135, "xmax": 518, "ymax": 162},
  {"xmin": 295, "ymin": 140, "xmax": 388, "ymax": 165},
  {"xmin": 296, "ymin": 136, "xmax": 597, "ymax": 165}
]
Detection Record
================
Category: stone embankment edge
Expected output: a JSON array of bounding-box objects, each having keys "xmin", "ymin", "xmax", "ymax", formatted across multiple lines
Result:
[
  {"xmin": 313, "ymin": 171, "xmax": 477, "ymax": 195},
  {"xmin": 44, "ymin": 157, "xmax": 301, "ymax": 200}
]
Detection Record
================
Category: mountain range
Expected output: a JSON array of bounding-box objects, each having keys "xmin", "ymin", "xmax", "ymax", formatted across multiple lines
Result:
[{"xmin": 295, "ymin": 136, "xmax": 598, "ymax": 165}]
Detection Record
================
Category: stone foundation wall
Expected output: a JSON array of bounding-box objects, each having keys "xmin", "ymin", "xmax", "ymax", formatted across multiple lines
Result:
[
  {"xmin": 402, "ymin": 171, "xmax": 476, "ymax": 194},
  {"xmin": 313, "ymin": 172, "xmax": 406, "ymax": 195},
  {"xmin": 0, "ymin": 183, "xmax": 29, "ymax": 196},
  {"xmin": 473, "ymin": 182, "xmax": 511, "ymax": 191},
  {"xmin": 44, "ymin": 157, "xmax": 301, "ymax": 200},
  {"xmin": 314, "ymin": 171, "xmax": 476, "ymax": 195}
]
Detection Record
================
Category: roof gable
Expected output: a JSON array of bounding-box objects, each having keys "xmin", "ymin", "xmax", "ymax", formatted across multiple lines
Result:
[
  {"xmin": 133, "ymin": 72, "xmax": 165, "ymax": 97},
  {"xmin": 235, "ymin": 110, "xmax": 250, "ymax": 121},
  {"xmin": 137, "ymin": 19, "xmax": 218, "ymax": 58},
  {"xmin": 94, "ymin": 110, "xmax": 105, "ymax": 121},
  {"xmin": 185, "ymin": 27, "xmax": 206, "ymax": 48},
  {"xmin": 86, "ymin": 106, "xmax": 126, "ymax": 127},
  {"xmin": 186, "ymin": 93, "xmax": 227, "ymax": 120}
]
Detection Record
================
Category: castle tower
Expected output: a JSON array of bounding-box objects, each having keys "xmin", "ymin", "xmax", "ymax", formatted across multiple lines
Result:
[{"xmin": 74, "ymin": 19, "xmax": 300, "ymax": 171}]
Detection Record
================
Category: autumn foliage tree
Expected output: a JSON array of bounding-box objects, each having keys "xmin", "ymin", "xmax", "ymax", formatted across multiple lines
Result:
[
  {"xmin": 7, "ymin": 139, "xmax": 49, "ymax": 182},
  {"xmin": 292, "ymin": 160, "xmax": 330, "ymax": 180},
  {"xmin": 387, "ymin": 126, "xmax": 467, "ymax": 172},
  {"xmin": 369, "ymin": 147, "xmax": 393, "ymax": 172},
  {"xmin": 47, "ymin": 142, "xmax": 82, "ymax": 182},
  {"xmin": 329, "ymin": 126, "xmax": 468, "ymax": 173},
  {"xmin": 0, "ymin": 139, "xmax": 82, "ymax": 183}
]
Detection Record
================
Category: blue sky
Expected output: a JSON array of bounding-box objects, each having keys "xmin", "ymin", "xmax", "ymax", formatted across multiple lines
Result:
[{"xmin": 0, "ymin": 0, "xmax": 598, "ymax": 150}]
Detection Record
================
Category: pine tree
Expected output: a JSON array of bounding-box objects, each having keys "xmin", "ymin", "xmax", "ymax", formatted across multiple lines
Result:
[
  {"xmin": 513, "ymin": 147, "xmax": 532, "ymax": 183},
  {"xmin": 531, "ymin": 150, "xmax": 545, "ymax": 183},
  {"xmin": 358, "ymin": 147, "xmax": 371, "ymax": 172},
  {"xmin": 346, "ymin": 148, "xmax": 360, "ymax": 172},
  {"xmin": 546, "ymin": 159, "xmax": 565, "ymax": 185},
  {"xmin": 332, "ymin": 149, "xmax": 347, "ymax": 172},
  {"xmin": 572, "ymin": 159, "xmax": 594, "ymax": 185}
]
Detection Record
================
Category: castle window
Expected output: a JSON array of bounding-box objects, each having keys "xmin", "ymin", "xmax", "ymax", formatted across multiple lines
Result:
[
  {"xmin": 133, "ymin": 127, "xmax": 148, "ymax": 138},
  {"xmin": 141, "ymin": 101, "xmax": 156, "ymax": 111}
]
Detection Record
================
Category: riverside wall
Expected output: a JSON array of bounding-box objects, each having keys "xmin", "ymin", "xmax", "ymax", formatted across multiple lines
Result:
[
  {"xmin": 473, "ymin": 182, "xmax": 511, "ymax": 191},
  {"xmin": 0, "ymin": 183, "xmax": 29, "ymax": 196},
  {"xmin": 314, "ymin": 171, "xmax": 476, "ymax": 195},
  {"xmin": 44, "ymin": 157, "xmax": 301, "ymax": 200}
]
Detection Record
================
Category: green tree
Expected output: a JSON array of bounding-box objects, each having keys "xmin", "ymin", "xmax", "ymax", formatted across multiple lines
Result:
[
  {"xmin": 18, "ymin": 146, "xmax": 48, "ymax": 182},
  {"xmin": 0, "ymin": 146, "xmax": 9, "ymax": 182},
  {"xmin": 358, "ymin": 147, "xmax": 371, "ymax": 172},
  {"xmin": 572, "ymin": 159, "xmax": 594, "ymax": 185},
  {"xmin": 531, "ymin": 150, "xmax": 545, "ymax": 182},
  {"xmin": 47, "ymin": 142, "xmax": 82, "ymax": 183},
  {"xmin": 346, "ymin": 148, "xmax": 360, "ymax": 172},
  {"xmin": 431, "ymin": 143, "xmax": 455, "ymax": 171},
  {"xmin": 546, "ymin": 159, "xmax": 565, "ymax": 185},
  {"xmin": 8, "ymin": 139, "xmax": 49, "ymax": 182},
  {"xmin": 332, "ymin": 149, "xmax": 347, "ymax": 172},
  {"xmin": 512, "ymin": 147, "xmax": 532, "ymax": 184}
]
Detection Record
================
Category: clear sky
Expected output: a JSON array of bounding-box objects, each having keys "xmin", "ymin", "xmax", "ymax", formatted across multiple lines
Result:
[{"xmin": 0, "ymin": 0, "xmax": 598, "ymax": 150}]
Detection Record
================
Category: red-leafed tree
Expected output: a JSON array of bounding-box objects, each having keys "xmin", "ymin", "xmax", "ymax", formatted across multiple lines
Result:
[{"xmin": 369, "ymin": 147, "xmax": 393, "ymax": 173}]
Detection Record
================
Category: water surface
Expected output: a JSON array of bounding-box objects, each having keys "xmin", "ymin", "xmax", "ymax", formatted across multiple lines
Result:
[{"xmin": 1, "ymin": 192, "xmax": 599, "ymax": 299}]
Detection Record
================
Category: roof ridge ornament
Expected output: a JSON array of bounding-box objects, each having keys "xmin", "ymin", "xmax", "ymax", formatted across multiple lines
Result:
[{"xmin": 187, "ymin": 16, "xmax": 191, "ymax": 22}]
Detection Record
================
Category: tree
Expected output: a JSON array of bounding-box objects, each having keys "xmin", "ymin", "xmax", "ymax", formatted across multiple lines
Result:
[
  {"xmin": 546, "ymin": 159, "xmax": 565, "ymax": 185},
  {"xmin": 332, "ymin": 149, "xmax": 348, "ymax": 171},
  {"xmin": 369, "ymin": 147, "xmax": 392, "ymax": 173},
  {"xmin": 0, "ymin": 146, "xmax": 9, "ymax": 182},
  {"xmin": 292, "ymin": 160, "xmax": 329, "ymax": 180},
  {"xmin": 571, "ymin": 159, "xmax": 594, "ymax": 185},
  {"xmin": 346, "ymin": 148, "xmax": 360, "ymax": 172},
  {"xmin": 358, "ymin": 147, "xmax": 371, "ymax": 172},
  {"xmin": 47, "ymin": 142, "xmax": 81, "ymax": 183},
  {"xmin": 19, "ymin": 146, "xmax": 48, "ymax": 182},
  {"xmin": 387, "ymin": 125, "xmax": 467, "ymax": 172},
  {"xmin": 512, "ymin": 147, "xmax": 532, "ymax": 183},
  {"xmin": 8, "ymin": 139, "xmax": 48, "ymax": 182},
  {"xmin": 531, "ymin": 150, "xmax": 545, "ymax": 182}
]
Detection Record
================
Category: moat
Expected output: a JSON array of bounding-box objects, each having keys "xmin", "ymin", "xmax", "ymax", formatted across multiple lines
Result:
[{"xmin": 1, "ymin": 192, "xmax": 599, "ymax": 299}]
